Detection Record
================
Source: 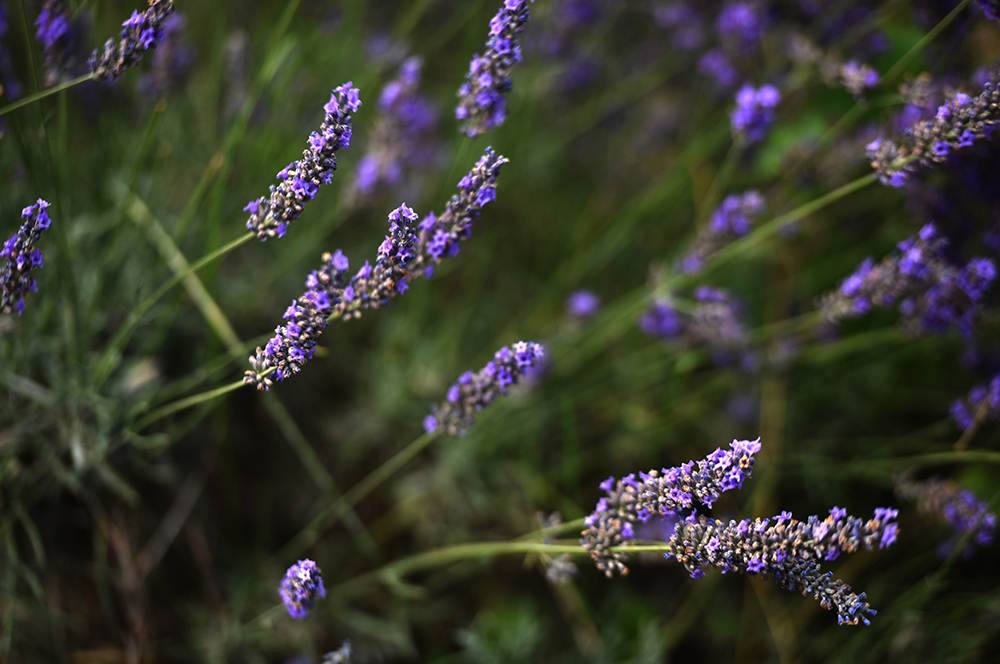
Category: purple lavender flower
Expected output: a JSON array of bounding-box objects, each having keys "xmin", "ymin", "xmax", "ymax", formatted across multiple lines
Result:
[
  {"xmin": 35, "ymin": 1, "xmax": 78, "ymax": 86},
  {"xmin": 820, "ymin": 224, "xmax": 995, "ymax": 337},
  {"xmin": 245, "ymin": 149, "xmax": 508, "ymax": 390},
  {"xmin": 662, "ymin": 508, "xmax": 898, "ymax": 625},
  {"xmin": 950, "ymin": 374, "xmax": 1000, "ymax": 430},
  {"xmin": 424, "ymin": 341, "xmax": 545, "ymax": 436},
  {"xmin": 580, "ymin": 438, "xmax": 898, "ymax": 624},
  {"xmin": 698, "ymin": 50, "xmax": 738, "ymax": 90},
  {"xmin": 456, "ymin": 0, "xmax": 535, "ymax": 136},
  {"xmin": 565, "ymin": 289, "xmax": 600, "ymax": 318},
  {"xmin": 640, "ymin": 288, "xmax": 752, "ymax": 366},
  {"xmin": 136, "ymin": 12, "xmax": 194, "ymax": 98},
  {"xmin": 840, "ymin": 60, "xmax": 880, "ymax": 97},
  {"xmin": 352, "ymin": 57, "xmax": 438, "ymax": 198},
  {"xmin": 2, "ymin": 199, "xmax": 52, "ymax": 316},
  {"xmin": 730, "ymin": 84, "xmax": 780, "ymax": 143},
  {"xmin": 869, "ymin": 77, "xmax": 1000, "ymax": 187},
  {"xmin": 716, "ymin": 2, "xmax": 763, "ymax": 53},
  {"xmin": 279, "ymin": 559, "xmax": 326, "ymax": 619},
  {"xmin": 581, "ymin": 438, "xmax": 762, "ymax": 577},
  {"xmin": 677, "ymin": 190, "xmax": 764, "ymax": 273},
  {"xmin": 88, "ymin": 0, "xmax": 175, "ymax": 82},
  {"xmin": 896, "ymin": 476, "xmax": 997, "ymax": 557},
  {"xmin": 979, "ymin": 1, "xmax": 1000, "ymax": 22},
  {"xmin": 245, "ymin": 82, "xmax": 360, "ymax": 241}
]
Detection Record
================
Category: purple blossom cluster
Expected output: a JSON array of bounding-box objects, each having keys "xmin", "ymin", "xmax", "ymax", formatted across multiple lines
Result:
[
  {"xmin": 279, "ymin": 559, "xmax": 326, "ymax": 619},
  {"xmin": 980, "ymin": 1, "xmax": 1000, "ymax": 23},
  {"xmin": 245, "ymin": 149, "xmax": 507, "ymax": 389},
  {"xmin": 580, "ymin": 439, "xmax": 899, "ymax": 624},
  {"xmin": 868, "ymin": 75, "xmax": 1000, "ymax": 187},
  {"xmin": 839, "ymin": 60, "xmax": 880, "ymax": 97},
  {"xmin": 565, "ymin": 289, "xmax": 600, "ymax": 318},
  {"xmin": 950, "ymin": 374, "xmax": 1000, "ymax": 430},
  {"xmin": 581, "ymin": 438, "xmax": 763, "ymax": 577},
  {"xmin": 731, "ymin": 84, "xmax": 780, "ymax": 143},
  {"xmin": 677, "ymin": 190, "xmax": 765, "ymax": 273},
  {"xmin": 456, "ymin": 0, "xmax": 534, "ymax": 136},
  {"xmin": 896, "ymin": 476, "xmax": 996, "ymax": 558},
  {"xmin": 2, "ymin": 199, "xmax": 52, "ymax": 316},
  {"xmin": 664, "ymin": 508, "xmax": 898, "ymax": 625},
  {"xmin": 820, "ymin": 224, "xmax": 996, "ymax": 337},
  {"xmin": 423, "ymin": 341, "xmax": 544, "ymax": 436},
  {"xmin": 353, "ymin": 57, "xmax": 438, "ymax": 198},
  {"xmin": 716, "ymin": 2, "xmax": 764, "ymax": 54},
  {"xmin": 244, "ymin": 82, "xmax": 360, "ymax": 241},
  {"xmin": 35, "ymin": 1, "xmax": 78, "ymax": 86},
  {"xmin": 639, "ymin": 287, "xmax": 753, "ymax": 368},
  {"xmin": 89, "ymin": 0, "xmax": 175, "ymax": 82}
]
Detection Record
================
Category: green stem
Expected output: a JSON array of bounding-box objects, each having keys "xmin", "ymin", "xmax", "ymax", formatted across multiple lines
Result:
[
  {"xmin": 275, "ymin": 430, "xmax": 442, "ymax": 561},
  {"xmin": 134, "ymin": 380, "xmax": 245, "ymax": 430},
  {"xmin": 93, "ymin": 231, "xmax": 254, "ymax": 386},
  {"xmin": 883, "ymin": 0, "xmax": 977, "ymax": 83},
  {"xmin": 0, "ymin": 74, "xmax": 93, "ymax": 117}
]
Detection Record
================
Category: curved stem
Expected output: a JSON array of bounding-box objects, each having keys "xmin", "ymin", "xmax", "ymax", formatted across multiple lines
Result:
[
  {"xmin": 274, "ymin": 430, "xmax": 442, "ymax": 562},
  {"xmin": 0, "ymin": 74, "xmax": 93, "ymax": 117}
]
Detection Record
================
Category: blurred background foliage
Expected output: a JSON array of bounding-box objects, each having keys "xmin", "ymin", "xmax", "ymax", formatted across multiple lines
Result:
[{"xmin": 1, "ymin": 0, "xmax": 1000, "ymax": 661}]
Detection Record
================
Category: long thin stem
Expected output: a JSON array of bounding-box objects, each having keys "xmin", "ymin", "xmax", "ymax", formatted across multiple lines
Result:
[
  {"xmin": 0, "ymin": 75, "xmax": 92, "ymax": 117},
  {"xmin": 274, "ymin": 430, "xmax": 442, "ymax": 562},
  {"xmin": 883, "ymin": 0, "xmax": 977, "ymax": 83},
  {"xmin": 134, "ymin": 379, "xmax": 245, "ymax": 430}
]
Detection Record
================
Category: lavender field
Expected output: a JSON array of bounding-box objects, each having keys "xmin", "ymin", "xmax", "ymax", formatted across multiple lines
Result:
[{"xmin": 2, "ymin": 0, "xmax": 1000, "ymax": 662}]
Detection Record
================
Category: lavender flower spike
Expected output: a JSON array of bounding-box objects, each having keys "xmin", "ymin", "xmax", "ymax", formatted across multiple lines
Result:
[
  {"xmin": 979, "ymin": 1, "xmax": 1000, "ymax": 23},
  {"xmin": 245, "ymin": 148, "xmax": 508, "ymax": 389},
  {"xmin": 245, "ymin": 82, "xmax": 360, "ymax": 241},
  {"xmin": 731, "ymin": 84, "xmax": 779, "ymax": 143},
  {"xmin": 677, "ymin": 190, "xmax": 764, "ymax": 273},
  {"xmin": 868, "ymin": 72, "xmax": 1000, "ymax": 187},
  {"xmin": 456, "ymin": 0, "xmax": 534, "ymax": 136},
  {"xmin": 950, "ymin": 374, "xmax": 1000, "ymax": 431},
  {"xmin": 36, "ymin": 1, "xmax": 77, "ymax": 86},
  {"xmin": 664, "ymin": 508, "xmax": 899, "ymax": 625},
  {"xmin": 581, "ymin": 438, "xmax": 763, "ymax": 577},
  {"xmin": 88, "ymin": 0, "xmax": 175, "ymax": 82},
  {"xmin": 279, "ymin": 559, "xmax": 326, "ymax": 619},
  {"xmin": 423, "ymin": 341, "xmax": 545, "ymax": 436},
  {"xmin": 2, "ymin": 199, "xmax": 53, "ymax": 316},
  {"xmin": 896, "ymin": 476, "xmax": 996, "ymax": 557}
]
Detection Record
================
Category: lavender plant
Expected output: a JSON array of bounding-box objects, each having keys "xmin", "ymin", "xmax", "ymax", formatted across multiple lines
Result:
[
  {"xmin": 88, "ymin": 0, "xmax": 175, "ymax": 82},
  {"xmin": 896, "ymin": 476, "xmax": 997, "ymax": 557},
  {"xmin": 279, "ymin": 559, "xmax": 326, "ymax": 619},
  {"xmin": 456, "ymin": 0, "xmax": 535, "ymax": 136},
  {"xmin": 244, "ymin": 82, "xmax": 360, "ymax": 241},
  {"xmin": 1, "ymin": 199, "xmax": 52, "ymax": 315}
]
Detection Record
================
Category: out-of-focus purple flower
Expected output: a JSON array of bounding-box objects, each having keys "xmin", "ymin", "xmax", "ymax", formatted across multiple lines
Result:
[
  {"xmin": 245, "ymin": 82, "xmax": 359, "ymax": 241},
  {"xmin": 677, "ymin": 190, "xmax": 764, "ymax": 273},
  {"xmin": 840, "ymin": 60, "xmax": 879, "ymax": 97},
  {"xmin": 979, "ymin": 1, "xmax": 1000, "ymax": 23},
  {"xmin": 566, "ymin": 289, "xmax": 600, "ymax": 318},
  {"xmin": 716, "ymin": 2, "xmax": 763, "ymax": 53},
  {"xmin": 424, "ymin": 341, "xmax": 545, "ymax": 435},
  {"xmin": 137, "ymin": 12, "xmax": 194, "ymax": 98},
  {"xmin": 352, "ymin": 57, "xmax": 438, "ymax": 199},
  {"xmin": 456, "ymin": 0, "xmax": 534, "ymax": 136},
  {"xmin": 698, "ymin": 50, "xmax": 738, "ymax": 89},
  {"xmin": 731, "ymin": 84, "xmax": 780, "ymax": 143},
  {"xmin": 896, "ymin": 476, "xmax": 997, "ymax": 557},
  {"xmin": 640, "ymin": 289, "xmax": 752, "ymax": 367},
  {"xmin": 950, "ymin": 374, "xmax": 1000, "ymax": 430},
  {"xmin": 2, "ymin": 199, "xmax": 53, "ymax": 316},
  {"xmin": 89, "ymin": 0, "xmax": 176, "ymax": 82},
  {"xmin": 655, "ymin": 3, "xmax": 705, "ymax": 51},
  {"xmin": 279, "ymin": 559, "xmax": 326, "ymax": 619}
]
